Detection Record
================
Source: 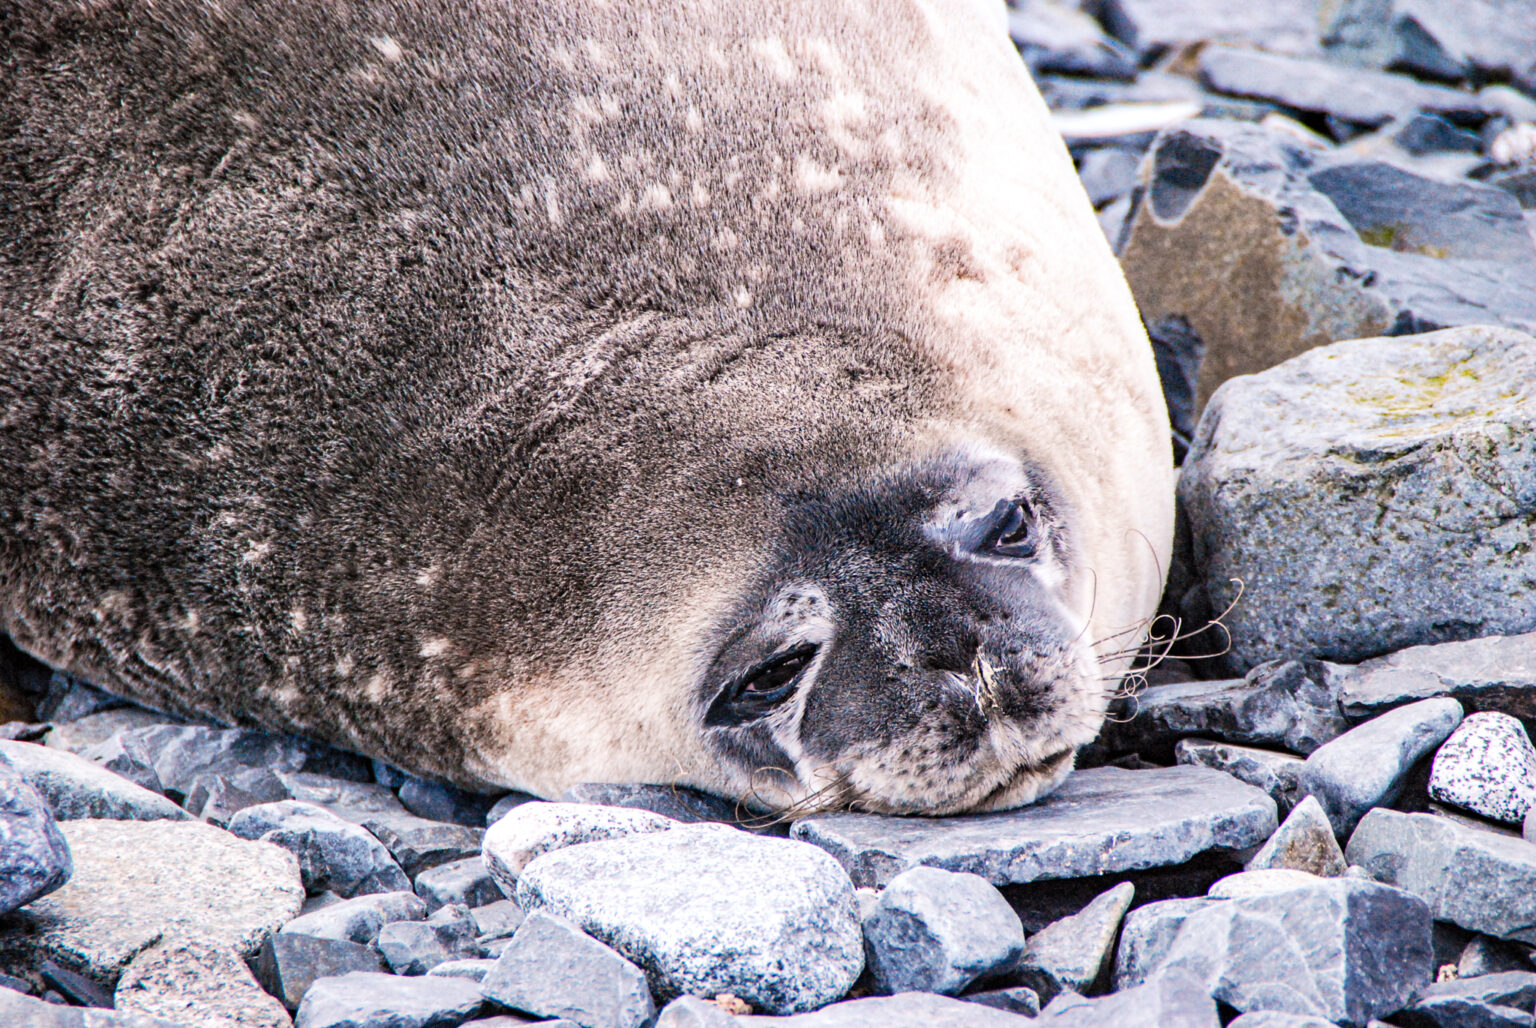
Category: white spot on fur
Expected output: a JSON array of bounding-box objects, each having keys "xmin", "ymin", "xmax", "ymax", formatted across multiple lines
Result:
[
  {"xmin": 290, "ymin": 607, "xmax": 308, "ymax": 632},
  {"xmin": 690, "ymin": 180, "xmax": 711, "ymax": 207},
  {"xmin": 369, "ymin": 35, "xmax": 403, "ymax": 62},
  {"xmin": 206, "ymin": 443, "xmax": 233, "ymax": 462},
  {"xmin": 712, "ymin": 227, "xmax": 740, "ymax": 251},
  {"xmin": 336, "ymin": 655, "xmax": 356, "ymax": 677},
  {"xmin": 179, "ymin": 610, "xmax": 201, "ymax": 634},
  {"xmin": 584, "ymin": 155, "xmax": 611, "ymax": 183},
  {"xmin": 242, "ymin": 540, "xmax": 271, "ymax": 564},
  {"xmin": 685, "ymin": 106, "xmax": 704, "ymax": 133},
  {"xmin": 663, "ymin": 71, "xmax": 683, "ymax": 99},
  {"xmin": 751, "ymin": 37, "xmax": 797, "ymax": 81},
  {"xmin": 638, "ymin": 184, "xmax": 674, "ymax": 211},
  {"xmin": 232, "ymin": 112, "xmax": 260, "ymax": 133},
  {"xmin": 366, "ymin": 672, "xmax": 390, "ymax": 701},
  {"xmin": 544, "ymin": 180, "xmax": 563, "ymax": 226},
  {"xmin": 732, "ymin": 286, "xmax": 753, "ymax": 308},
  {"xmin": 805, "ymin": 38, "xmax": 847, "ymax": 78},
  {"xmin": 795, "ymin": 154, "xmax": 843, "ymax": 193},
  {"xmin": 275, "ymin": 684, "xmax": 301, "ymax": 706},
  {"xmin": 420, "ymin": 637, "xmax": 451, "ymax": 658}
]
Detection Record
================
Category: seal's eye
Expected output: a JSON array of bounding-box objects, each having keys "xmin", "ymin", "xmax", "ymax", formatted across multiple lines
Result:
[
  {"xmin": 988, "ymin": 499, "xmax": 1038, "ymax": 558},
  {"xmin": 705, "ymin": 643, "xmax": 818, "ymax": 726}
]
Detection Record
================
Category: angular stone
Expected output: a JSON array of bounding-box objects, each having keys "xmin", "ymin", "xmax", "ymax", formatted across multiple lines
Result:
[
  {"xmin": 1347, "ymin": 808, "xmax": 1536, "ymax": 943},
  {"xmin": 1174, "ymin": 326, "xmax": 1536, "ymax": 672},
  {"xmin": 1015, "ymin": 881, "xmax": 1133, "ymax": 1002},
  {"xmin": 485, "ymin": 792, "xmax": 534, "ymax": 826},
  {"xmin": 1208, "ymin": 868, "xmax": 1323, "ymax": 899},
  {"xmin": 293, "ymin": 972, "xmax": 485, "ymax": 1028},
  {"xmin": 0, "ymin": 986, "xmax": 185, "ymax": 1027},
  {"xmin": 962, "ymin": 986, "xmax": 1041, "ymax": 1017},
  {"xmin": 114, "ymin": 725, "xmax": 309, "ymax": 798},
  {"xmin": 1009, "ymin": 0, "xmax": 1138, "ymax": 81},
  {"xmin": 481, "ymin": 801, "xmax": 677, "ymax": 891},
  {"xmin": 1429, "ymin": 713, "xmax": 1536, "ymax": 824},
  {"xmin": 184, "ymin": 768, "xmax": 293, "ymax": 827},
  {"xmin": 0, "ymin": 818, "xmax": 302, "ymax": 986},
  {"xmin": 1096, "ymin": 0, "xmax": 1318, "ymax": 58},
  {"xmin": 1397, "ymin": 971, "xmax": 1536, "ymax": 1028},
  {"xmin": 1321, "ymin": 0, "xmax": 1536, "ymax": 86},
  {"xmin": 229, "ymin": 801, "xmax": 410, "ymax": 897},
  {"xmin": 517, "ymin": 823, "xmax": 862, "ymax": 1014},
  {"xmin": 376, "ymin": 903, "xmax": 479, "ymax": 976},
  {"xmin": 114, "ymin": 934, "xmax": 292, "ymax": 1028},
  {"xmin": 480, "ymin": 911, "xmax": 655, "ymax": 1028},
  {"xmin": 656, "ymin": 996, "xmax": 739, "ymax": 1028},
  {"xmin": 733, "ymin": 991, "xmax": 1042, "ymax": 1026},
  {"xmin": 1459, "ymin": 934, "xmax": 1534, "ymax": 978},
  {"xmin": 398, "ymin": 775, "xmax": 500, "ymax": 827},
  {"xmin": 426, "ymin": 958, "xmax": 496, "ymax": 982},
  {"xmin": 1199, "ymin": 46, "xmax": 1485, "ymax": 130},
  {"xmin": 1340, "ymin": 632, "xmax": 1536, "ymax": 720},
  {"xmin": 1152, "ymin": 877, "xmax": 1432, "ymax": 1024},
  {"xmin": 792, "ymin": 765, "xmax": 1276, "ymax": 888},
  {"xmin": 0, "ymin": 753, "xmax": 72, "ymax": 914},
  {"xmin": 470, "ymin": 899, "xmax": 525, "ymax": 943},
  {"xmin": 560, "ymin": 782, "xmax": 771, "ymax": 832},
  {"xmin": 1246, "ymin": 796, "xmax": 1347, "ymax": 876},
  {"xmin": 1099, "ymin": 661, "xmax": 1350, "ymax": 758},
  {"xmin": 278, "ymin": 890, "xmax": 427, "ymax": 946},
  {"xmin": 255, "ymin": 933, "xmax": 386, "ymax": 1011},
  {"xmin": 1299, "ymin": 698, "xmax": 1464, "ymax": 835},
  {"xmin": 0, "ymin": 741, "xmax": 187, "ymax": 822},
  {"xmin": 277, "ymin": 772, "xmax": 406, "ymax": 819},
  {"xmin": 357, "ymin": 811, "xmax": 483, "ymax": 878},
  {"xmin": 1395, "ymin": 114, "xmax": 1483, "ymax": 156},
  {"xmin": 1113, "ymin": 897, "xmax": 1223, "ymax": 991},
  {"xmin": 1226, "ymin": 1014, "xmax": 1339, "ymax": 1028},
  {"xmin": 414, "ymin": 857, "xmax": 504, "ymax": 913},
  {"xmin": 861, "ymin": 866, "xmax": 1024, "ymax": 996},
  {"xmin": 36, "ymin": 673, "xmax": 125, "ymax": 723},
  {"xmin": 1032, "ymin": 972, "xmax": 1222, "ymax": 1027},
  {"xmin": 1176, "ymin": 739, "xmax": 1305, "ymax": 816},
  {"xmin": 44, "ymin": 707, "xmax": 180, "ymax": 755}
]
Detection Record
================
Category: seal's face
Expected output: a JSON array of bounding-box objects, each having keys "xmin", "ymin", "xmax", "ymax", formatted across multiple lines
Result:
[{"xmin": 698, "ymin": 451, "xmax": 1103, "ymax": 816}]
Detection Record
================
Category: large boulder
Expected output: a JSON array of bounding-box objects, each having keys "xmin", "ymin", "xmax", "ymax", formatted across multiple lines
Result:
[
  {"xmin": 0, "ymin": 752, "xmax": 72, "ymax": 914},
  {"xmin": 1175, "ymin": 325, "xmax": 1536, "ymax": 672}
]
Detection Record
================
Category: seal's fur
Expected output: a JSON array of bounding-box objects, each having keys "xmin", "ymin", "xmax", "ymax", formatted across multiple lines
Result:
[{"xmin": 0, "ymin": 0, "xmax": 1172, "ymax": 812}]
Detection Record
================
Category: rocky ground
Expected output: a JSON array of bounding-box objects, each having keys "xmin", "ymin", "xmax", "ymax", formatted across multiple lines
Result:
[{"xmin": 4, "ymin": 0, "xmax": 1536, "ymax": 1026}]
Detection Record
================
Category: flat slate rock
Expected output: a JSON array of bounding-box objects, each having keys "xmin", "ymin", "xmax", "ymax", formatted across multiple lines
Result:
[
  {"xmin": 0, "ymin": 818, "xmax": 303, "ymax": 987},
  {"xmin": 0, "ymin": 753, "xmax": 72, "ymax": 914},
  {"xmin": 1176, "ymin": 739, "xmax": 1304, "ymax": 816},
  {"xmin": 0, "ymin": 740, "xmax": 188, "ymax": 822},
  {"xmin": 255, "ymin": 933, "xmax": 387, "ymax": 1012},
  {"xmin": 1033, "ymin": 972, "xmax": 1222, "ymax": 1027},
  {"xmin": 737, "ymin": 991, "xmax": 1039, "ymax": 1026},
  {"xmin": 358, "ymin": 811, "xmax": 483, "ymax": 879},
  {"xmin": 0, "ymin": 986, "xmax": 185, "ymax": 1027},
  {"xmin": 517, "ymin": 823, "xmax": 863, "ymax": 1014},
  {"xmin": 278, "ymin": 890, "xmax": 427, "ymax": 946},
  {"xmin": 791, "ymin": 765, "xmax": 1277, "ymax": 888},
  {"xmin": 1347, "ymin": 808, "xmax": 1536, "ymax": 943},
  {"xmin": 1340, "ymin": 631, "xmax": 1536, "ymax": 719},
  {"xmin": 480, "ymin": 910, "xmax": 655, "ymax": 1028},
  {"xmin": 293, "ymin": 971, "xmax": 485, "ymax": 1028}
]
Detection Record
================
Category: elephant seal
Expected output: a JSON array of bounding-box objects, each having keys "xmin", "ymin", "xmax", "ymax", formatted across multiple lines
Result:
[{"xmin": 0, "ymin": 0, "xmax": 1172, "ymax": 814}]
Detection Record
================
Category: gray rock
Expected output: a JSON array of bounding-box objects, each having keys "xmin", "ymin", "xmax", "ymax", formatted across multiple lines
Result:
[
  {"xmin": 1246, "ymin": 796, "xmax": 1347, "ymax": 876},
  {"xmin": 1429, "ymin": 712, "xmax": 1536, "ymax": 824},
  {"xmin": 1459, "ymin": 934, "xmax": 1534, "ymax": 978},
  {"xmin": 229, "ymin": 801, "xmax": 411, "ymax": 897},
  {"xmin": 1151, "ymin": 877, "xmax": 1432, "ymax": 1024},
  {"xmin": 1099, "ymin": 661, "xmax": 1350, "ymax": 758},
  {"xmin": 792, "ymin": 765, "xmax": 1276, "ymax": 888},
  {"xmin": 414, "ymin": 857, "xmax": 504, "ymax": 913},
  {"xmin": 1096, "ymin": 0, "xmax": 1318, "ymax": 58},
  {"xmin": 1208, "ymin": 868, "xmax": 1323, "ymax": 899},
  {"xmin": 1076, "ymin": 146, "xmax": 1143, "ymax": 208},
  {"xmin": 470, "ymin": 899, "xmax": 526, "ymax": 943},
  {"xmin": 0, "ymin": 753, "xmax": 72, "ymax": 914},
  {"xmin": 293, "ymin": 972, "xmax": 485, "ymax": 1028},
  {"xmin": 1009, "ymin": 0, "xmax": 1138, "ymax": 81},
  {"xmin": 737, "ymin": 991, "xmax": 1042, "ymax": 1026},
  {"xmin": 43, "ymin": 707, "xmax": 180, "ymax": 755},
  {"xmin": 517, "ymin": 823, "xmax": 863, "ymax": 1014},
  {"xmin": 113, "ymin": 933, "xmax": 292, "ymax": 1028},
  {"xmin": 372, "ymin": 760, "xmax": 408, "ymax": 789},
  {"xmin": 1347, "ymin": 808, "xmax": 1536, "ymax": 942},
  {"xmin": 1394, "ymin": 114, "xmax": 1483, "ymax": 156},
  {"xmin": 255, "ymin": 933, "xmax": 387, "ymax": 1011},
  {"xmin": 376, "ymin": 903, "xmax": 479, "ymax": 976},
  {"xmin": 1339, "ymin": 631, "xmax": 1536, "ymax": 719},
  {"xmin": 1299, "ymin": 698, "xmax": 1464, "ymax": 835},
  {"xmin": 358, "ymin": 811, "xmax": 483, "ymax": 878},
  {"xmin": 1174, "ymin": 326, "xmax": 1536, "ymax": 672},
  {"xmin": 480, "ymin": 911, "xmax": 655, "ymax": 1028},
  {"xmin": 279, "ymin": 890, "xmax": 427, "ymax": 945},
  {"xmin": 114, "ymin": 725, "xmax": 310, "ymax": 798},
  {"xmin": 484, "ymin": 792, "xmax": 534, "ymax": 826},
  {"xmin": 398, "ymin": 776, "xmax": 501, "ymax": 827},
  {"xmin": 655, "ymin": 996, "xmax": 739, "ymax": 1028},
  {"xmin": 426, "ymin": 958, "xmax": 497, "ymax": 982},
  {"xmin": 184, "ymin": 768, "xmax": 293, "ymax": 827},
  {"xmin": 1176, "ymin": 739, "xmax": 1305, "ymax": 816},
  {"xmin": 560, "ymin": 782, "xmax": 770, "ymax": 833},
  {"xmin": 962, "ymin": 986, "xmax": 1042, "ymax": 1017},
  {"xmin": 482, "ymin": 801, "xmax": 678, "ymax": 891},
  {"xmin": 1321, "ymin": 0, "xmax": 1536, "ymax": 87},
  {"xmin": 1226, "ymin": 1014, "xmax": 1339, "ymax": 1028},
  {"xmin": 0, "ymin": 986, "xmax": 185, "ymax": 1027},
  {"xmin": 0, "ymin": 818, "xmax": 302, "ymax": 987},
  {"xmin": 1397, "ymin": 971, "xmax": 1536, "ymax": 1028},
  {"xmin": 75, "ymin": 731, "xmax": 164, "ymax": 795},
  {"xmin": 1113, "ymin": 898, "xmax": 1223, "ymax": 991},
  {"xmin": 1015, "ymin": 881, "xmax": 1134, "ymax": 1002},
  {"xmin": 1032, "ymin": 972, "xmax": 1222, "ymax": 1026},
  {"xmin": 860, "ymin": 866, "xmax": 1025, "ymax": 996},
  {"xmin": 276, "ymin": 771, "xmax": 408, "ymax": 823},
  {"xmin": 1199, "ymin": 46, "xmax": 1484, "ymax": 130},
  {"xmin": 36, "ymin": 674, "xmax": 125, "ymax": 723}
]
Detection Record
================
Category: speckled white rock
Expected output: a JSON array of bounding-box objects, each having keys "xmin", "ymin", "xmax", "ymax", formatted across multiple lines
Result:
[
  {"xmin": 1429, "ymin": 712, "xmax": 1536, "ymax": 824},
  {"xmin": 1208, "ymin": 869, "xmax": 1322, "ymax": 899},
  {"xmin": 480, "ymin": 801, "xmax": 677, "ymax": 893},
  {"xmin": 516, "ymin": 823, "xmax": 863, "ymax": 1014}
]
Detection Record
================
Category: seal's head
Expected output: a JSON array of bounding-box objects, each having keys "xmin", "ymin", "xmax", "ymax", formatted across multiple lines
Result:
[{"xmin": 699, "ymin": 449, "xmax": 1102, "ymax": 816}]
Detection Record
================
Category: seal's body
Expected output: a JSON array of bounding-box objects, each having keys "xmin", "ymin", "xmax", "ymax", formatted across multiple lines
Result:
[{"xmin": 0, "ymin": 0, "xmax": 1172, "ymax": 813}]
